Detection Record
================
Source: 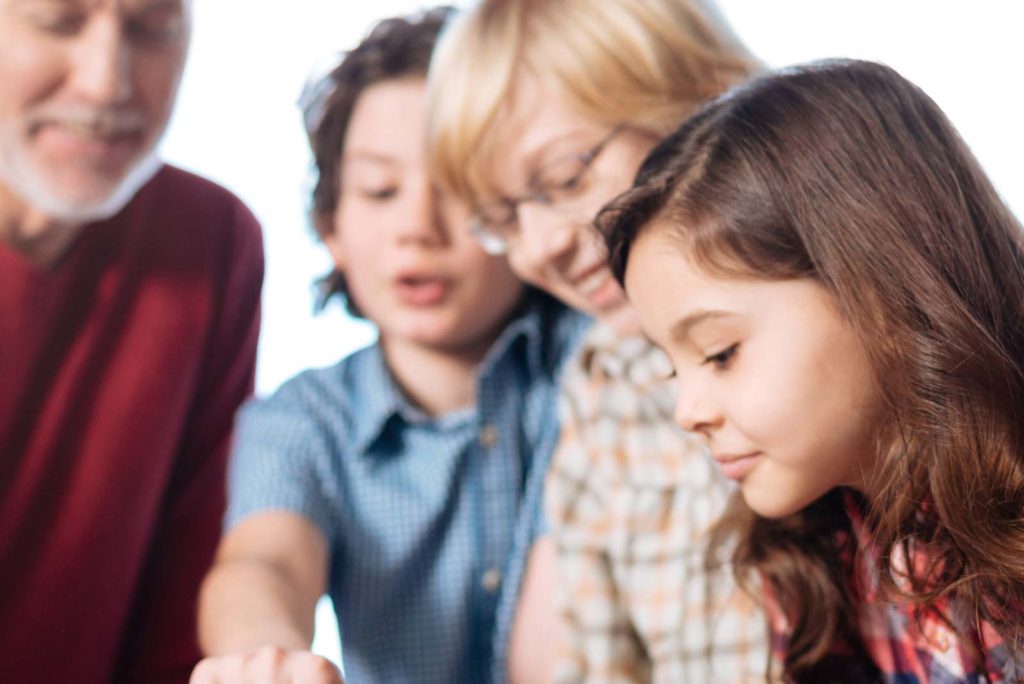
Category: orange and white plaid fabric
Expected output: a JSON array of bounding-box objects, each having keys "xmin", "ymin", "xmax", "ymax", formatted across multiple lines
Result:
[{"xmin": 545, "ymin": 322, "xmax": 771, "ymax": 683}]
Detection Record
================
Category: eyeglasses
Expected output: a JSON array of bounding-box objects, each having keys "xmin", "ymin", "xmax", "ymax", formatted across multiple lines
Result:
[{"xmin": 470, "ymin": 126, "xmax": 627, "ymax": 255}]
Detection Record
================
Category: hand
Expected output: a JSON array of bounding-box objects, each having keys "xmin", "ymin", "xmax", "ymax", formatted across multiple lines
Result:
[{"xmin": 190, "ymin": 646, "xmax": 344, "ymax": 684}]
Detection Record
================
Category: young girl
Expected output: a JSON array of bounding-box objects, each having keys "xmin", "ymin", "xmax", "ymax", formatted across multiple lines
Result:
[
  {"xmin": 427, "ymin": 0, "xmax": 770, "ymax": 680},
  {"xmin": 602, "ymin": 59, "xmax": 1024, "ymax": 683}
]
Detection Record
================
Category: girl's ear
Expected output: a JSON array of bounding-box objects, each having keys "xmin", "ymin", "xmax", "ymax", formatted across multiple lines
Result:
[{"xmin": 316, "ymin": 212, "xmax": 346, "ymax": 272}]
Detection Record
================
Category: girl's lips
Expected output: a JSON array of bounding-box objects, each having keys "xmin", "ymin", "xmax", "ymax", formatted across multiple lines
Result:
[{"xmin": 713, "ymin": 452, "xmax": 762, "ymax": 481}]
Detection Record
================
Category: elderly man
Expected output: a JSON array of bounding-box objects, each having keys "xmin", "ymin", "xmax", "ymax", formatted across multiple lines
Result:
[{"xmin": 0, "ymin": 1, "xmax": 263, "ymax": 682}]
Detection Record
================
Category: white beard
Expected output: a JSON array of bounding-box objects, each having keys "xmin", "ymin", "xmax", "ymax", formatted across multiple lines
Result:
[{"xmin": 0, "ymin": 142, "xmax": 163, "ymax": 224}]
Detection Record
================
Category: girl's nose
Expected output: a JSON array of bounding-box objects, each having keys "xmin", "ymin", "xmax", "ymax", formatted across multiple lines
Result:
[{"xmin": 673, "ymin": 379, "xmax": 722, "ymax": 436}]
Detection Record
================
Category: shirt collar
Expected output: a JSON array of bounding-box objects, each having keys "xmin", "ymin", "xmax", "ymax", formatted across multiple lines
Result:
[
  {"xmin": 478, "ymin": 292, "xmax": 543, "ymax": 381},
  {"xmin": 350, "ymin": 290, "xmax": 568, "ymax": 456},
  {"xmin": 349, "ymin": 343, "xmax": 424, "ymax": 455},
  {"xmin": 478, "ymin": 288, "xmax": 588, "ymax": 385}
]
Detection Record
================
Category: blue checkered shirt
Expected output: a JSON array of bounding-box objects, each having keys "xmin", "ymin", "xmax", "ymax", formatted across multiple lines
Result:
[{"xmin": 226, "ymin": 293, "xmax": 589, "ymax": 683}]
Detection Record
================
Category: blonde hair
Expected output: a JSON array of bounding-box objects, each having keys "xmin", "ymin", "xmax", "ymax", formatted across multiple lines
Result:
[{"xmin": 427, "ymin": 0, "xmax": 760, "ymax": 204}]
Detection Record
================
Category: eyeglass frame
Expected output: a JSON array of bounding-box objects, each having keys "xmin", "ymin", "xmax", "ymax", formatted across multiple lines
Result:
[{"xmin": 469, "ymin": 125, "xmax": 628, "ymax": 255}]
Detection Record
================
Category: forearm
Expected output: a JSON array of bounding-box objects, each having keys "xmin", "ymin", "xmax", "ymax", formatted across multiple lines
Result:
[{"xmin": 198, "ymin": 558, "xmax": 319, "ymax": 656}]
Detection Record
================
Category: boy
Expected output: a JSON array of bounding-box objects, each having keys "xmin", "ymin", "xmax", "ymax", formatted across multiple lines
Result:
[{"xmin": 191, "ymin": 9, "xmax": 586, "ymax": 683}]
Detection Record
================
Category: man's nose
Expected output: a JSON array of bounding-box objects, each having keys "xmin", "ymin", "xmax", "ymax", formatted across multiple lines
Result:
[{"xmin": 70, "ymin": 18, "xmax": 133, "ymax": 106}]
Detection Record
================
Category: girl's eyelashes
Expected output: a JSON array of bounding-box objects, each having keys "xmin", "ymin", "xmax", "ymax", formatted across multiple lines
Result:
[{"xmin": 701, "ymin": 343, "xmax": 739, "ymax": 370}]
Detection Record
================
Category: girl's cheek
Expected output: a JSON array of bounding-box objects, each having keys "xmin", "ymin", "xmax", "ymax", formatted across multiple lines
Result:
[{"xmin": 727, "ymin": 375, "xmax": 790, "ymax": 440}]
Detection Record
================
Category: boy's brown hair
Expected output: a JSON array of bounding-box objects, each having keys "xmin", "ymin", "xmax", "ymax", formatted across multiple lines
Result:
[{"xmin": 301, "ymin": 7, "xmax": 452, "ymax": 312}]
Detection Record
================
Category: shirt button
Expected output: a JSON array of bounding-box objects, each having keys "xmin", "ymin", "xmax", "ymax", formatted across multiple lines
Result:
[
  {"xmin": 481, "ymin": 568, "xmax": 502, "ymax": 593},
  {"xmin": 479, "ymin": 424, "xmax": 498, "ymax": 449}
]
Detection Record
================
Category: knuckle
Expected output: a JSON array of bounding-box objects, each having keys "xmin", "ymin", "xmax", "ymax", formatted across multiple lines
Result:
[
  {"xmin": 301, "ymin": 655, "xmax": 340, "ymax": 681},
  {"xmin": 188, "ymin": 659, "xmax": 213, "ymax": 683}
]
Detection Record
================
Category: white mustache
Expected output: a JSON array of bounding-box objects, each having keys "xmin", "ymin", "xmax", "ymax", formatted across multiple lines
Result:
[{"xmin": 27, "ymin": 106, "xmax": 146, "ymax": 137}]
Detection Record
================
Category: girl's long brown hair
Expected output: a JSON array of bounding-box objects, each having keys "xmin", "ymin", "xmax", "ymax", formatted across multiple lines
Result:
[{"xmin": 601, "ymin": 59, "xmax": 1024, "ymax": 681}]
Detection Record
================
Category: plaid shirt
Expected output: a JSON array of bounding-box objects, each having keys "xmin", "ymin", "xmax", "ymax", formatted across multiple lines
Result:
[
  {"xmin": 767, "ymin": 491, "xmax": 1022, "ymax": 683},
  {"xmin": 545, "ymin": 322, "xmax": 770, "ymax": 683}
]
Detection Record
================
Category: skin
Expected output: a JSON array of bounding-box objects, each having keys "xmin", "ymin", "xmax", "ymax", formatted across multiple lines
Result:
[
  {"xmin": 624, "ymin": 224, "xmax": 881, "ymax": 519},
  {"xmin": 323, "ymin": 79, "xmax": 523, "ymax": 414},
  {"xmin": 481, "ymin": 73, "xmax": 659, "ymax": 680},
  {"xmin": 192, "ymin": 513, "xmax": 341, "ymax": 684},
  {"xmin": 193, "ymin": 79, "xmax": 525, "ymax": 683},
  {"xmin": 0, "ymin": 0, "xmax": 190, "ymax": 264},
  {"xmin": 484, "ymin": 74, "xmax": 658, "ymax": 333},
  {"xmin": 506, "ymin": 538, "xmax": 560, "ymax": 684}
]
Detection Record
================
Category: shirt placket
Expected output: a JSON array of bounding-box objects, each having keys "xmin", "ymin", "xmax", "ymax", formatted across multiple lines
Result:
[{"xmin": 468, "ymin": 368, "xmax": 523, "ymax": 677}]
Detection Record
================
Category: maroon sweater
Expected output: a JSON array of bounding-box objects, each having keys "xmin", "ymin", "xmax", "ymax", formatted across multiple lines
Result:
[{"xmin": 0, "ymin": 166, "xmax": 263, "ymax": 683}]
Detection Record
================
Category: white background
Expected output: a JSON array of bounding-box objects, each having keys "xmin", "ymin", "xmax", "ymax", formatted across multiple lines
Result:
[{"xmin": 162, "ymin": 0, "xmax": 1024, "ymax": 667}]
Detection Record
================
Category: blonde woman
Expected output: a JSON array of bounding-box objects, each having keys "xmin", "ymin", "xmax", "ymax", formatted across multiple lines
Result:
[{"xmin": 428, "ymin": 1, "xmax": 770, "ymax": 681}]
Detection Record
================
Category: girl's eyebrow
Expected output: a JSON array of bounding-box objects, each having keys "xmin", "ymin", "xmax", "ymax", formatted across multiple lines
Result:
[{"xmin": 669, "ymin": 310, "xmax": 736, "ymax": 341}]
